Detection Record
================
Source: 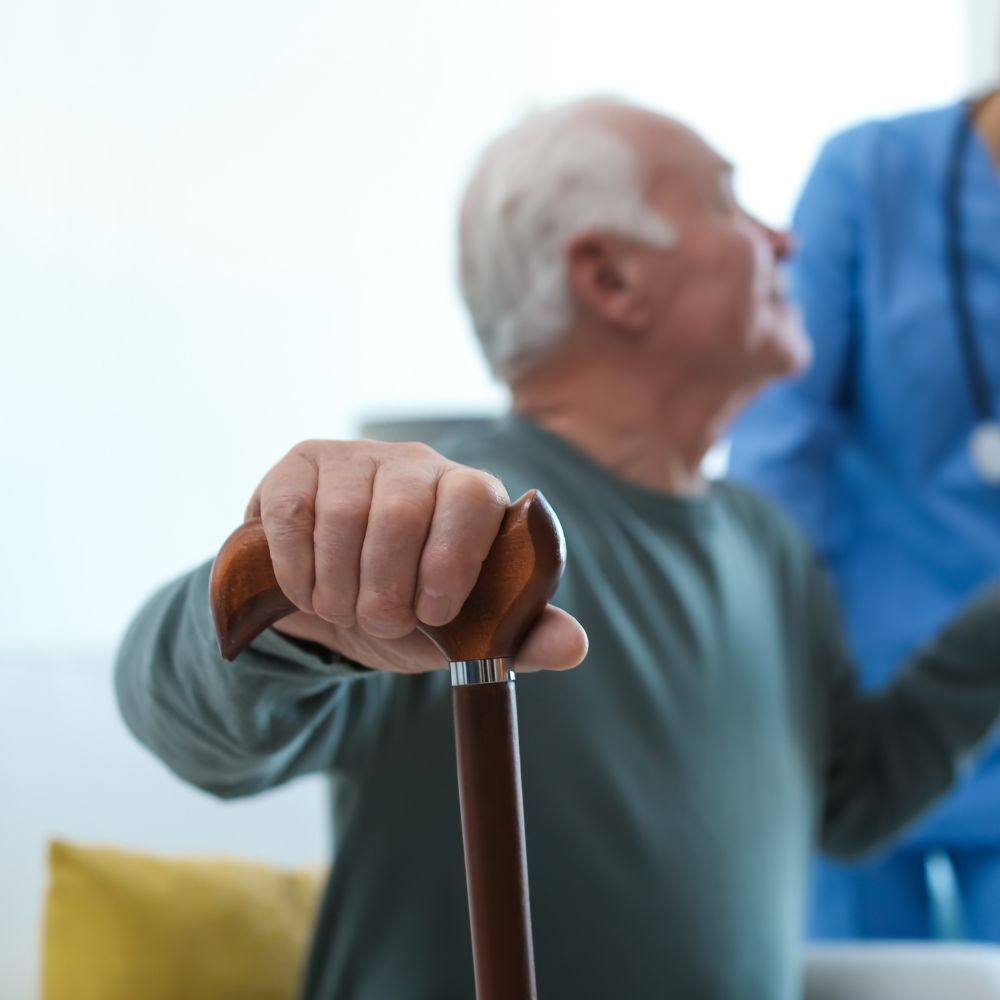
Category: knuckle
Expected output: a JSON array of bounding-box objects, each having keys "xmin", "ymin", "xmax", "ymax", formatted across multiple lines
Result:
[
  {"xmin": 401, "ymin": 441, "xmax": 438, "ymax": 462},
  {"xmin": 379, "ymin": 493, "xmax": 430, "ymax": 529},
  {"xmin": 359, "ymin": 438, "xmax": 435, "ymax": 457},
  {"xmin": 340, "ymin": 439, "xmax": 373, "ymax": 459},
  {"xmin": 263, "ymin": 493, "xmax": 315, "ymax": 532},
  {"xmin": 315, "ymin": 497, "xmax": 369, "ymax": 533},
  {"xmin": 290, "ymin": 438, "xmax": 322, "ymax": 456},
  {"xmin": 356, "ymin": 588, "xmax": 415, "ymax": 626},
  {"xmin": 371, "ymin": 440, "xmax": 443, "ymax": 469},
  {"xmin": 285, "ymin": 439, "xmax": 325, "ymax": 469},
  {"xmin": 478, "ymin": 472, "xmax": 510, "ymax": 508},
  {"xmin": 445, "ymin": 466, "xmax": 509, "ymax": 509},
  {"xmin": 293, "ymin": 438, "xmax": 363, "ymax": 467},
  {"xmin": 363, "ymin": 582, "xmax": 411, "ymax": 613}
]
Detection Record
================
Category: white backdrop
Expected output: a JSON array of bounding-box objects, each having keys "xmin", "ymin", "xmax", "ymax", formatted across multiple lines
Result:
[{"xmin": 1, "ymin": 0, "xmax": 996, "ymax": 650}]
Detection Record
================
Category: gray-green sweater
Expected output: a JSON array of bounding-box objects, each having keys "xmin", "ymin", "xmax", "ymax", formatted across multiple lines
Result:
[{"xmin": 115, "ymin": 416, "xmax": 1000, "ymax": 999}]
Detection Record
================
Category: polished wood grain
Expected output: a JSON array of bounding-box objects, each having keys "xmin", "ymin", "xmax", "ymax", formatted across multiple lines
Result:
[
  {"xmin": 454, "ymin": 682, "xmax": 537, "ymax": 1000},
  {"xmin": 209, "ymin": 518, "xmax": 296, "ymax": 662}
]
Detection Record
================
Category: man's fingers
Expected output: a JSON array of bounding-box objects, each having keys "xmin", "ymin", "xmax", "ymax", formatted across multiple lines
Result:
[
  {"xmin": 311, "ymin": 452, "xmax": 375, "ymax": 628},
  {"xmin": 511, "ymin": 606, "xmax": 588, "ymax": 673},
  {"xmin": 247, "ymin": 440, "xmax": 582, "ymax": 676},
  {"xmin": 356, "ymin": 454, "xmax": 440, "ymax": 638},
  {"xmin": 258, "ymin": 449, "xmax": 320, "ymax": 614},
  {"xmin": 415, "ymin": 467, "xmax": 509, "ymax": 627},
  {"xmin": 335, "ymin": 604, "xmax": 587, "ymax": 674}
]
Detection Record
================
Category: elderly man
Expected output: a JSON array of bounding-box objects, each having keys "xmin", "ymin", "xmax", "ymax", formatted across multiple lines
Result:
[{"xmin": 116, "ymin": 99, "xmax": 1000, "ymax": 999}]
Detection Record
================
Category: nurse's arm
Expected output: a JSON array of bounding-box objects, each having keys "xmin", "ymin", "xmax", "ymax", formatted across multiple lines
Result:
[{"xmin": 815, "ymin": 573, "xmax": 1000, "ymax": 858}]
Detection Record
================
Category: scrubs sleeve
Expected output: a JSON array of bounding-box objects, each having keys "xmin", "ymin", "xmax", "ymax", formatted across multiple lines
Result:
[
  {"xmin": 729, "ymin": 135, "xmax": 863, "ymax": 559},
  {"xmin": 814, "ymin": 560, "xmax": 1000, "ymax": 858},
  {"xmin": 114, "ymin": 560, "xmax": 392, "ymax": 799}
]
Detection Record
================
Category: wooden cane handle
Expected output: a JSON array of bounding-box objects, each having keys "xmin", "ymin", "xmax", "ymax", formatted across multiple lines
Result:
[{"xmin": 210, "ymin": 490, "xmax": 565, "ymax": 662}]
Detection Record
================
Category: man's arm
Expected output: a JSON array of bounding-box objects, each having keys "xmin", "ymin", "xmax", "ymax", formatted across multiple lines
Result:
[
  {"xmin": 816, "ymin": 569, "xmax": 1000, "ymax": 857},
  {"xmin": 115, "ymin": 560, "xmax": 386, "ymax": 798}
]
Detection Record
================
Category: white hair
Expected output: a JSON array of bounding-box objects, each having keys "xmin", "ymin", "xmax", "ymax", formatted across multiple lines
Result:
[{"xmin": 458, "ymin": 99, "xmax": 676, "ymax": 380}]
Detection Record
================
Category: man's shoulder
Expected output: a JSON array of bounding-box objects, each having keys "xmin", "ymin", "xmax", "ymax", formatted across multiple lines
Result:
[
  {"xmin": 437, "ymin": 416, "xmax": 578, "ymax": 501},
  {"xmin": 438, "ymin": 416, "xmax": 533, "ymax": 471}
]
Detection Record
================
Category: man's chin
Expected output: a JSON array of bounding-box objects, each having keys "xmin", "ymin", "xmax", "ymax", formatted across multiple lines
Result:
[
  {"xmin": 760, "ymin": 314, "xmax": 812, "ymax": 379},
  {"xmin": 778, "ymin": 334, "xmax": 813, "ymax": 377}
]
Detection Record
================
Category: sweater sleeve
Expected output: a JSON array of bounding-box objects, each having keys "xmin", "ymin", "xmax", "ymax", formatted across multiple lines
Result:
[
  {"xmin": 817, "ymin": 569, "xmax": 1000, "ymax": 858},
  {"xmin": 114, "ymin": 560, "xmax": 392, "ymax": 799}
]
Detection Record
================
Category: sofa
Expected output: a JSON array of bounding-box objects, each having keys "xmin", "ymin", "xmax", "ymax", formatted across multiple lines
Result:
[{"xmin": 1, "ymin": 647, "xmax": 326, "ymax": 999}]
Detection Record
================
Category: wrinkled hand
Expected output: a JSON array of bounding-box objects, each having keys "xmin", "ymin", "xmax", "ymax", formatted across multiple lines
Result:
[{"xmin": 246, "ymin": 439, "xmax": 588, "ymax": 674}]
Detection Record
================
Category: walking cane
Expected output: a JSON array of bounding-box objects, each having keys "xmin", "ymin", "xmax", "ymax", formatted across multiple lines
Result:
[{"xmin": 209, "ymin": 490, "xmax": 565, "ymax": 1000}]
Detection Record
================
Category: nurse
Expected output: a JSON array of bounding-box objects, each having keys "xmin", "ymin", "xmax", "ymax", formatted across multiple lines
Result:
[{"xmin": 730, "ymin": 89, "xmax": 1000, "ymax": 940}]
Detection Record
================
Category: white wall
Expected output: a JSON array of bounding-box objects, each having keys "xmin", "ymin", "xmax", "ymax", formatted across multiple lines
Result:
[
  {"xmin": 0, "ymin": 0, "xmax": 986, "ymax": 651},
  {"xmin": 967, "ymin": 0, "xmax": 1000, "ymax": 91}
]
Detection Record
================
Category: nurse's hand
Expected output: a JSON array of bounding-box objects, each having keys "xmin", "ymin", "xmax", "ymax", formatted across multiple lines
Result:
[{"xmin": 245, "ymin": 439, "xmax": 588, "ymax": 674}]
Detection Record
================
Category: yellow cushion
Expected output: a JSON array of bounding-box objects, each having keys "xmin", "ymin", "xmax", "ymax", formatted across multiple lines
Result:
[{"xmin": 42, "ymin": 840, "xmax": 326, "ymax": 1000}]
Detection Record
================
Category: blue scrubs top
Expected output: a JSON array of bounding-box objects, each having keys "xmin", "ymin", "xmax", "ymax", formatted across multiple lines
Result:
[{"xmin": 730, "ymin": 102, "xmax": 1000, "ymax": 844}]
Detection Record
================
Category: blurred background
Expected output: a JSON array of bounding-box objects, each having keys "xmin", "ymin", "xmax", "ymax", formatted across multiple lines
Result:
[
  {"xmin": 3, "ymin": 0, "xmax": 999, "ymax": 650},
  {"xmin": 1, "ymin": 1, "xmax": 999, "ymax": 997}
]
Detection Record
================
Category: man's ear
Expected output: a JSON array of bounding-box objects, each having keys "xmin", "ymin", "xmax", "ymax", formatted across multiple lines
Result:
[{"xmin": 565, "ymin": 234, "xmax": 651, "ymax": 332}]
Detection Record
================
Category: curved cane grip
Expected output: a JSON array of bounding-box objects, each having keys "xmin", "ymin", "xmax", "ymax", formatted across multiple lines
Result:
[
  {"xmin": 209, "ymin": 519, "xmax": 296, "ymax": 661},
  {"xmin": 210, "ymin": 490, "xmax": 565, "ymax": 663}
]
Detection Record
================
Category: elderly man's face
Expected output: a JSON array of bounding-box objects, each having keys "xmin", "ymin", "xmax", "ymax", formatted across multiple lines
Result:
[{"xmin": 625, "ymin": 114, "xmax": 811, "ymax": 388}]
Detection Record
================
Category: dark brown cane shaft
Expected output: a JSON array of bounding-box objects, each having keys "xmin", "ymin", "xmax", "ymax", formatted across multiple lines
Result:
[{"xmin": 453, "ymin": 682, "xmax": 536, "ymax": 1000}]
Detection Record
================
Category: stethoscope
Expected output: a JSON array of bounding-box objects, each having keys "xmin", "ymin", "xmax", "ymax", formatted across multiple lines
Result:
[{"xmin": 945, "ymin": 94, "xmax": 1000, "ymax": 482}]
